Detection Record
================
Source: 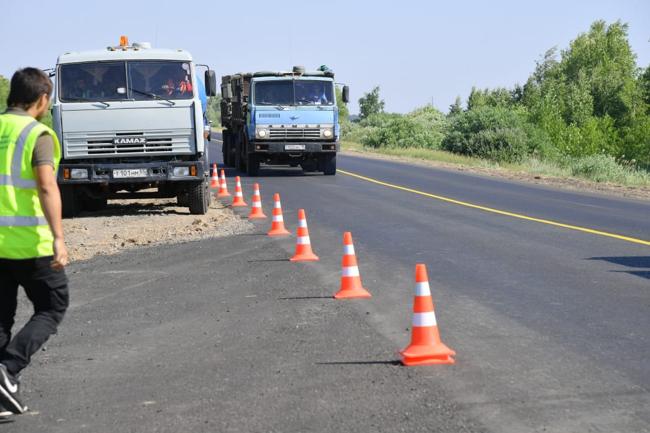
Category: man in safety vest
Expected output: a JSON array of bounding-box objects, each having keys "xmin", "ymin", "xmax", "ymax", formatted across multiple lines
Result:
[{"xmin": 0, "ymin": 68, "xmax": 69, "ymax": 415}]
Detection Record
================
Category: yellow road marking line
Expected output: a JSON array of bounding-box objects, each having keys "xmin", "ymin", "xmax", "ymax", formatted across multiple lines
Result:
[{"xmin": 338, "ymin": 169, "xmax": 650, "ymax": 247}]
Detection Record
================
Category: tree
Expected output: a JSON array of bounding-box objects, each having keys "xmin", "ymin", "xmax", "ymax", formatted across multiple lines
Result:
[
  {"xmin": 449, "ymin": 96, "xmax": 463, "ymax": 116},
  {"xmin": 336, "ymin": 85, "xmax": 350, "ymax": 123},
  {"xmin": 640, "ymin": 66, "xmax": 650, "ymax": 109},
  {"xmin": 358, "ymin": 86, "xmax": 384, "ymax": 119},
  {"xmin": 0, "ymin": 75, "xmax": 9, "ymax": 112},
  {"xmin": 206, "ymin": 93, "xmax": 222, "ymax": 126}
]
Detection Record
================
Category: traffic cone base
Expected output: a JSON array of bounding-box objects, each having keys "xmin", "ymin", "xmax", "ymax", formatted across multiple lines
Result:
[
  {"xmin": 334, "ymin": 287, "xmax": 371, "ymax": 299},
  {"xmin": 268, "ymin": 227, "xmax": 291, "ymax": 236},
  {"xmin": 289, "ymin": 251, "xmax": 319, "ymax": 262}
]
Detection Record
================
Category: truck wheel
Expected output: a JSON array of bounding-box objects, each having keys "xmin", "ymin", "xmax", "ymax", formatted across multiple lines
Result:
[
  {"xmin": 188, "ymin": 180, "xmax": 209, "ymax": 215},
  {"xmin": 322, "ymin": 154, "xmax": 337, "ymax": 176},
  {"xmin": 247, "ymin": 154, "xmax": 260, "ymax": 176},
  {"xmin": 61, "ymin": 185, "xmax": 80, "ymax": 218}
]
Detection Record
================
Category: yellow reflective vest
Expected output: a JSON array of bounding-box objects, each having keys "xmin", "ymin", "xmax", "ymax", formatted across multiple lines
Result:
[{"xmin": 0, "ymin": 113, "xmax": 61, "ymax": 259}]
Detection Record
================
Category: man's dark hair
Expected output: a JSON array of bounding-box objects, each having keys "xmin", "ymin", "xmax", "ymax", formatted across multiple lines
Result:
[{"xmin": 7, "ymin": 67, "xmax": 53, "ymax": 109}]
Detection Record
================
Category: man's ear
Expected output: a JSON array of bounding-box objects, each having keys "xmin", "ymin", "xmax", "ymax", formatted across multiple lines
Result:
[{"xmin": 36, "ymin": 94, "xmax": 50, "ymax": 118}]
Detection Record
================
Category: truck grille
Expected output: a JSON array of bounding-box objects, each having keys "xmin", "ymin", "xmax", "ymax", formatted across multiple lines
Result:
[
  {"xmin": 269, "ymin": 127, "xmax": 321, "ymax": 139},
  {"xmin": 63, "ymin": 130, "xmax": 194, "ymax": 158}
]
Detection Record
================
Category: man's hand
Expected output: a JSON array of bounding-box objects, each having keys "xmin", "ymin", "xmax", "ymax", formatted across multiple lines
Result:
[{"xmin": 52, "ymin": 237, "xmax": 69, "ymax": 270}]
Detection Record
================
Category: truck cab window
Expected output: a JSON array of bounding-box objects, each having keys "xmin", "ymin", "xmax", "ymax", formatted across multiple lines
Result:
[{"xmin": 60, "ymin": 62, "xmax": 127, "ymax": 102}]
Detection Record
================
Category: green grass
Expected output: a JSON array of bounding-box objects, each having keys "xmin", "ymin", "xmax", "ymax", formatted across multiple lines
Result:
[{"xmin": 341, "ymin": 140, "xmax": 650, "ymax": 188}]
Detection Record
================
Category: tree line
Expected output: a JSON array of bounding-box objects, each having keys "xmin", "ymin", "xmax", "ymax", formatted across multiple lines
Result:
[{"xmin": 351, "ymin": 20, "xmax": 650, "ymax": 170}]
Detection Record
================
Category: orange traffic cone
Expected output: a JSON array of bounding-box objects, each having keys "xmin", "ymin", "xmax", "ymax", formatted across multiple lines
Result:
[
  {"xmin": 334, "ymin": 232, "xmax": 371, "ymax": 299},
  {"xmin": 248, "ymin": 183, "xmax": 267, "ymax": 219},
  {"xmin": 231, "ymin": 176, "xmax": 247, "ymax": 207},
  {"xmin": 290, "ymin": 209, "xmax": 319, "ymax": 262},
  {"xmin": 400, "ymin": 264, "xmax": 455, "ymax": 366},
  {"xmin": 217, "ymin": 169, "xmax": 231, "ymax": 198},
  {"xmin": 210, "ymin": 163, "xmax": 219, "ymax": 188},
  {"xmin": 267, "ymin": 193, "xmax": 290, "ymax": 237}
]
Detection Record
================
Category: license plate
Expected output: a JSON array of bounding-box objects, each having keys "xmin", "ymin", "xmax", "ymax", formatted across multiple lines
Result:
[
  {"xmin": 113, "ymin": 168, "xmax": 148, "ymax": 178},
  {"xmin": 285, "ymin": 144, "xmax": 305, "ymax": 151}
]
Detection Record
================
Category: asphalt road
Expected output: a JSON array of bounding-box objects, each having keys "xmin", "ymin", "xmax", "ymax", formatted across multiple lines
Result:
[{"xmin": 5, "ymin": 136, "xmax": 649, "ymax": 432}]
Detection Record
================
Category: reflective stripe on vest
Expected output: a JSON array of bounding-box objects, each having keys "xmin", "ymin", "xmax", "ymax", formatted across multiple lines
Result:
[
  {"xmin": 0, "ymin": 121, "xmax": 39, "ymax": 189},
  {"xmin": 0, "ymin": 215, "xmax": 48, "ymax": 226}
]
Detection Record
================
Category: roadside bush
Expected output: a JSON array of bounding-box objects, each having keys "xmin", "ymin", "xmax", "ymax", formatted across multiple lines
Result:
[
  {"xmin": 568, "ymin": 154, "xmax": 650, "ymax": 184},
  {"xmin": 441, "ymin": 106, "xmax": 538, "ymax": 162},
  {"xmin": 355, "ymin": 107, "xmax": 447, "ymax": 149}
]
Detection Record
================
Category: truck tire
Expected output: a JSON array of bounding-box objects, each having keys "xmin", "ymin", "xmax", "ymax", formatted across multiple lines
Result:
[
  {"xmin": 177, "ymin": 192, "xmax": 189, "ymax": 207},
  {"xmin": 247, "ymin": 154, "xmax": 260, "ymax": 176},
  {"xmin": 322, "ymin": 154, "xmax": 337, "ymax": 176},
  {"xmin": 61, "ymin": 185, "xmax": 80, "ymax": 218},
  {"xmin": 188, "ymin": 180, "xmax": 209, "ymax": 215},
  {"xmin": 222, "ymin": 131, "xmax": 232, "ymax": 166}
]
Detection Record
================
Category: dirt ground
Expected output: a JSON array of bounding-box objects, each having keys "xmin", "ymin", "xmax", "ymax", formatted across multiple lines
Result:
[
  {"xmin": 63, "ymin": 197, "xmax": 252, "ymax": 262},
  {"xmin": 342, "ymin": 149, "xmax": 650, "ymax": 201}
]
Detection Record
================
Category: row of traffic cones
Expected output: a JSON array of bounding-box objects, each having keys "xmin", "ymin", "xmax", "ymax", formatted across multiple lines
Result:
[{"xmin": 212, "ymin": 166, "xmax": 455, "ymax": 366}]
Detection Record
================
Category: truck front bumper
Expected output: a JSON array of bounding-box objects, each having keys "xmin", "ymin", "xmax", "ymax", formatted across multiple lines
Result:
[
  {"xmin": 57, "ymin": 161, "xmax": 206, "ymax": 184},
  {"xmin": 249, "ymin": 141, "xmax": 339, "ymax": 154}
]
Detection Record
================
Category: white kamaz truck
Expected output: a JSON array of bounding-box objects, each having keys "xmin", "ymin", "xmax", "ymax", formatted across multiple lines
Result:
[{"xmin": 51, "ymin": 37, "xmax": 217, "ymax": 216}]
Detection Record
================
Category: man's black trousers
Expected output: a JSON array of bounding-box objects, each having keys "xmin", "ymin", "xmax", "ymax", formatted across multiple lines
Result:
[{"xmin": 0, "ymin": 257, "xmax": 69, "ymax": 377}]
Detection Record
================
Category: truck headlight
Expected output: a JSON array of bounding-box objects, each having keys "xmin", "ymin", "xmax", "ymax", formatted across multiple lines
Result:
[
  {"xmin": 256, "ymin": 128, "xmax": 268, "ymax": 138},
  {"xmin": 70, "ymin": 168, "xmax": 88, "ymax": 179},
  {"xmin": 173, "ymin": 166, "xmax": 190, "ymax": 176},
  {"xmin": 323, "ymin": 128, "xmax": 333, "ymax": 138}
]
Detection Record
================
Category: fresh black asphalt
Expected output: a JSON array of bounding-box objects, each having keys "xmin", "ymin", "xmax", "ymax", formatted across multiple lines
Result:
[{"xmin": 5, "ymin": 136, "xmax": 649, "ymax": 432}]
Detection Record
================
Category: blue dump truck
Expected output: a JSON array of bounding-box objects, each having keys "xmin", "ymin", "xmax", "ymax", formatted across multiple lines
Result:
[
  {"xmin": 220, "ymin": 66, "xmax": 349, "ymax": 176},
  {"xmin": 51, "ymin": 37, "xmax": 217, "ymax": 216}
]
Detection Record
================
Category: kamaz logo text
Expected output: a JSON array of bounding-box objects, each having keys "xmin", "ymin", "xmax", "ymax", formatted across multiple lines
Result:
[{"xmin": 114, "ymin": 137, "xmax": 147, "ymax": 145}]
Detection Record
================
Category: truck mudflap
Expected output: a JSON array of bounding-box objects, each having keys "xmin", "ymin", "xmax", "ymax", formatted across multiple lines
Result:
[
  {"xmin": 249, "ymin": 141, "xmax": 339, "ymax": 154},
  {"xmin": 57, "ymin": 161, "xmax": 206, "ymax": 184}
]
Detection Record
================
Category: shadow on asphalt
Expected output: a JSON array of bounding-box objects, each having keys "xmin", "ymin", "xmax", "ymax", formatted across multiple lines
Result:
[
  {"xmin": 74, "ymin": 203, "xmax": 189, "ymax": 219},
  {"xmin": 219, "ymin": 166, "xmax": 327, "ymax": 179},
  {"xmin": 587, "ymin": 256, "xmax": 650, "ymax": 280},
  {"xmin": 316, "ymin": 360, "xmax": 401, "ymax": 366},
  {"xmin": 278, "ymin": 296, "xmax": 333, "ymax": 300},
  {"xmin": 248, "ymin": 258, "xmax": 290, "ymax": 263}
]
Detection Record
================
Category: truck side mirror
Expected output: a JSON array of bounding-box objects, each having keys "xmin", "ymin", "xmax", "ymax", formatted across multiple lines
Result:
[
  {"xmin": 205, "ymin": 70, "xmax": 217, "ymax": 97},
  {"xmin": 342, "ymin": 86, "xmax": 350, "ymax": 103}
]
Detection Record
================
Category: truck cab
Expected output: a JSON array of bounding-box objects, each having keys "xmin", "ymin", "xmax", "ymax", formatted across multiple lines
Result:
[
  {"xmin": 51, "ymin": 37, "xmax": 217, "ymax": 216},
  {"xmin": 221, "ymin": 66, "xmax": 349, "ymax": 176}
]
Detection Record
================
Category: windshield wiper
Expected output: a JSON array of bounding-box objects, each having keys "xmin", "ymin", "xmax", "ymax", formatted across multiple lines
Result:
[
  {"xmin": 131, "ymin": 88, "xmax": 175, "ymax": 106},
  {"xmin": 63, "ymin": 96, "xmax": 110, "ymax": 107}
]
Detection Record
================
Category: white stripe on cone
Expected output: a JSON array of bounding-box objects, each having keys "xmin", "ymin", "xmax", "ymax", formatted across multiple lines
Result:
[
  {"xmin": 297, "ymin": 236, "xmax": 311, "ymax": 245},
  {"xmin": 415, "ymin": 282, "xmax": 431, "ymax": 296},
  {"xmin": 412, "ymin": 311, "xmax": 437, "ymax": 327},
  {"xmin": 273, "ymin": 215, "xmax": 284, "ymax": 222},
  {"xmin": 274, "ymin": 201, "xmax": 281, "ymax": 209},
  {"xmin": 252, "ymin": 200, "xmax": 262, "ymax": 207},
  {"xmin": 343, "ymin": 245, "xmax": 355, "ymax": 255},
  {"xmin": 298, "ymin": 219, "xmax": 307, "ymax": 228},
  {"xmin": 342, "ymin": 266, "xmax": 360, "ymax": 277}
]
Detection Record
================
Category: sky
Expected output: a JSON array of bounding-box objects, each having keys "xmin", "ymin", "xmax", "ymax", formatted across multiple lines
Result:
[{"xmin": 1, "ymin": 0, "xmax": 648, "ymax": 114}]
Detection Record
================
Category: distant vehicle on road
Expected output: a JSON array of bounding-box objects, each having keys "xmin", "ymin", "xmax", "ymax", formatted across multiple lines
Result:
[
  {"xmin": 51, "ymin": 36, "xmax": 217, "ymax": 216},
  {"xmin": 220, "ymin": 66, "xmax": 349, "ymax": 176}
]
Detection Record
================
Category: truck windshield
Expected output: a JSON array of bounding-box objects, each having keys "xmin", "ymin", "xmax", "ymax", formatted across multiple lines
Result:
[
  {"xmin": 255, "ymin": 80, "xmax": 334, "ymax": 106},
  {"xmin": 128, "ymin": 61, "xmax": 193, "ymax": 101},
  {"xmin": 59, "ymin": 61, "xmax": 193, "ymax": 102},
  {"xmin": 59, "ymin": 62, "xmax": 127, "ymax": 102}
]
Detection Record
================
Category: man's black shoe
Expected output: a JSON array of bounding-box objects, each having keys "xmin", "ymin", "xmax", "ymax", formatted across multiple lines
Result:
[
  {"xmin": 0, "ymin": 402, "xmax": 12, "ymax": 418},
  {"xmin": 0, "ymin": 364, "xmax": 26, "ymax": 415}
]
